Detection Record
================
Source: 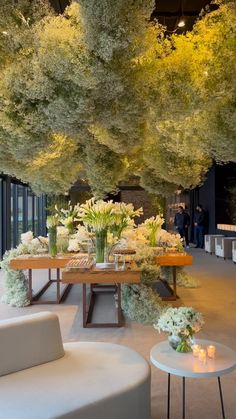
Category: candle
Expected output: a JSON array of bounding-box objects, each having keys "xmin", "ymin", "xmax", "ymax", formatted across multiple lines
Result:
[
  {"xmin": 207, "ymin": 345, "xmax": 216, "ymax": 359},
  {"xmin": 198, "ymin": 348, "xmax": 207, "ymax": 363},
  {"xmin": 192, "ymin": 344, "xmax": 201, "ymax": 357}
]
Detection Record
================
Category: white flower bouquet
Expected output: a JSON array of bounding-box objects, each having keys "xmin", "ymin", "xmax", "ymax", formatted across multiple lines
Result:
[
  {"xmin": 142, "ymin": 215, "xmax": 165, "ymax": 246},
  {"xmin": 77, "ymin": 198, "xmax": 115, "ymax": 232},
  {"xmin": 154, "ymin": 307, "xmax": 204, "ymax": 352},
  {"xmin": 110, "ymin": 202, "xmax": 143, "ymax": 239}
]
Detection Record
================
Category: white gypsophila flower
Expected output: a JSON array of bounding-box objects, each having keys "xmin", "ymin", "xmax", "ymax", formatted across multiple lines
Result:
[
  {"xmin": 21, "ymin": 231, "xmax": 34, "ymax": 244},
  {"xmin": 154, "ymin": 306, "xmax": 204, "ymax": 337},
  {"xmin": 67, "ymin": 239, "xmax": 80, "ymax": 252},
  {"xmin": 57, "ymin": 226, "xmax": 69, "ymax": 237},
  {"xmin": 74, "ymin": 225, "xmax": 92, "ymax": 243}
]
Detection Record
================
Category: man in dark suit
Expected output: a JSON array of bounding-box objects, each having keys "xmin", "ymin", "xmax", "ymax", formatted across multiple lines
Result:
[
  {"xmin": 194, "ymin": 204, "xmax": 206, "ymax": 248},
  {"xmin": 174, "ymin": 206, "xmax": 190, "ymax": 248}
]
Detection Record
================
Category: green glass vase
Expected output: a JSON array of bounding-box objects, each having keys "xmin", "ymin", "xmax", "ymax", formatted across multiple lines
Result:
[
  {"xmin": 48, "ymin": 226, "xmax": 57, "ymax": 257},
  {"xmin": 95, "ymin": 229, "xmax": 107, "ymax": 263}
]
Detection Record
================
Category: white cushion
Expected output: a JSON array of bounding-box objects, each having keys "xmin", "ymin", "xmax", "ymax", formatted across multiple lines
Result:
[
  {"xmin": 0, "ymin": 312, "xmax": 64, "ymax": 377},
  {"xmin": 0, "ymin": 342, "xmax": 151, "ymax": 419}
]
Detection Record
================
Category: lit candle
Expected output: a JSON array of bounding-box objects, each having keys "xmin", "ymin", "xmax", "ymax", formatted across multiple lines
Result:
[
  {"xmin": 192, "ymin": 344, "xmax": 201, "ymax": 357},
  {"xmin": 198, "ymin": 348, "xmax": 207, "ymax": 363},
  {"xmin": 207, "ymin": 345, "xmax": 216, "ymax": 359}
]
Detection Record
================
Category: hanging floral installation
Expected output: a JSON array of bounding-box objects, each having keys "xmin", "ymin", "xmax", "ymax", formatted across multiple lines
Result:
[{"xmin": 0, "ymin": 0, "xmax": 235, "ymax": 197}]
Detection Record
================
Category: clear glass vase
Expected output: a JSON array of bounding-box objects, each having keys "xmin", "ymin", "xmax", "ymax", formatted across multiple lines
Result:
[
  {"xmin": 95, "ymin": 229, "xmax": 107, "ymax": 263},
  {"xmin": 168, "ymin": 334, "xmax": 194, "ymax": 353},
  {"xmin": 48, "ymin": 226, "xmax": 57, "ymax": 257}
]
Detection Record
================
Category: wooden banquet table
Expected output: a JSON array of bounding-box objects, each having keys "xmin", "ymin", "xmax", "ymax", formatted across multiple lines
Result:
[
  {"xmin": 9, "ymin": 254, "xmax": 87, "ymax": 304},
  {"xmin": 9, "ymin": 255, "xmax": 141, "ymax": 327},
  {"xmin": 155, "ymin": 253, "xmax": 193, "ymax": 301},
  {"xmin": 62, "ymin": 265, "xmax": 141, "ymax": 328}
]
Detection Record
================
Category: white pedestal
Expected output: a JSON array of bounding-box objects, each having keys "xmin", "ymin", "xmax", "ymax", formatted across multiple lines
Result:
[
  {"xmin": 215, "ymin": 237, "xmax": 236, "ymax": 259},
  {"xmin": 204, "ymin": 235, "xmax": 224, "ymax": 254},
  {"xmin": 232, "ymin": 240, "xmax": 236, "ymax": 263}
]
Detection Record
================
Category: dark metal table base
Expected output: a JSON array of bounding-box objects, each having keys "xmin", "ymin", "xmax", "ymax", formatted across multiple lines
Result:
[
  {"xmin": 167, "ymin": 373, "xmax": 226, "ymax": 419},
  {"xmin": 28, "ymin": 268, "xmax": 72, "ymax": 304},
  {"xmin": 82, "ymin": 283, "xmax": 122, "ymax": 328},
  {"xmin": 158, "ymin": 267, "xmax": 179, "ymax": 301}
]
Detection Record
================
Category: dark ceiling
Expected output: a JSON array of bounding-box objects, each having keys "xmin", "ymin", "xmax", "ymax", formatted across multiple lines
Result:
[{"xmin": 49, "ymin": 0, "xmax": 217, "ymax": 33}]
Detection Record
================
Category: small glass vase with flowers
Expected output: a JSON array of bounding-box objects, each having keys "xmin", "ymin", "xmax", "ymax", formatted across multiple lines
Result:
[{"xmin": 154, "ymin": 307, "xmax": 204, "ymax": 353}]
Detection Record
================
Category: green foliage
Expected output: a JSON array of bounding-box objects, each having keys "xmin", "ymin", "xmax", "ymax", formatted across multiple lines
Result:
[{"xmin": 0, "ymin": 0, "xmax": 235, "ymax": 196}]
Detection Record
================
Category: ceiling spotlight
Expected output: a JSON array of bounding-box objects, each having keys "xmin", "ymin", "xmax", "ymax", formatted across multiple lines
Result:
[
  {"xmin": 178, "ymin": 19, "xmax": 185, "ymax": 28},
  {"xmin": 2, "ymin": 31, "xmax": 8, "ymax": 36}
]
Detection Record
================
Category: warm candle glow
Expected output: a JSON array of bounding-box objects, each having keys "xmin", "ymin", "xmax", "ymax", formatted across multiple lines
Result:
[
  {"xmin": 192, "ymin": 344, "xmax": 201, "ymax": 357},
  {"xmin": 207, "ymin": 345, "xmax": 216, "ymax": 359},
  {"xmin": 198, "ymin": 348, "xmax": 207, "ymax": 363}
]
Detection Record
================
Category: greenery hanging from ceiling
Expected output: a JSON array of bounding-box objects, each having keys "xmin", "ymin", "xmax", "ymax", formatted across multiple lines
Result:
[{"xmin": 0, "ymin": 0, "xmax": 235, "ymax": 197}]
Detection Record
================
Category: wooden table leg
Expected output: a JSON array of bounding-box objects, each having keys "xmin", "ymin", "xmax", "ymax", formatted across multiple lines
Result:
[
  {"xmin": 28, "ymin": 269, "xmax": 33, "ymax": 303},
  {"xmin": 56, "ymin": 268, "xmax": 60, "ymax": 303},
  {"xmin": 117, "ymin": 284, "xmax": 123, "ymax": 327},
  {"xmin": 83, "ymin": 284, "xmax": 87, "ymax": 328},
  {"xmin": 173, "ymin": 266, "xmax": 177, "ymax": 299}
]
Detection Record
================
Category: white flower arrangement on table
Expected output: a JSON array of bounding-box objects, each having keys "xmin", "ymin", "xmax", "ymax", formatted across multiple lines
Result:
[
  {"xmin": 46, "ymin": 214, "xmax": 60, "ymax": 228},
  {"xmin": 110, "ymin": 202, "xmax": 143, "ymax": 239},
  {"xmin": 20, "ymin": 232, "xmax": 48, "ymax": 253},
  {"xmin": 54, "ymin": 202, "xmax": 79, "ymax": 234},
  {"xmin": 156, "ymin": 229, "xmax": 184, "ymax": 252},
  {"xmin": 142, "ymin": 215, "xmax": 165, "ymax": 246},
  {"xmin": 77, "ymin": 198, "xmax": 115, "ymax": 232},
  {"xmin": 57, "ymin": 226, "xmax": 69, "ymax": 238},
  {"xmin": 154, "ymin": 307, "xmax": 204, "ymax": 339},
  {"xmin": 21, "ymin": 231, "xmax": 34, "ymax": 244}
]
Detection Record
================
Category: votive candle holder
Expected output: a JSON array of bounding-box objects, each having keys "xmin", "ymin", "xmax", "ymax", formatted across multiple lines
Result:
[
  {"xmin": 192, "ymin": 344, "xmax": 201, "ymax": 357},
  {"xmin": 207, "ymin": 345, "xmax": 216, "ymax": 359},
  {"xmin": 198, "ymin": 348, "xmax": 207, "ymax": 363}
]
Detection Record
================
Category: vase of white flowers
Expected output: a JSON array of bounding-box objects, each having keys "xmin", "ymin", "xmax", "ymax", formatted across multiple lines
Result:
[
  {"xmin": 143, "ymin": 215, "xmax": 165, "ymax": 247},
  {"xmin": 47, "ymin": 215, "xmax": 59, "ymax": 257},
  {"xmin": 95, "ymin": 229, "xmax": 107, "ymax": 263},
  {"xmin": 154, "ymin": 307, "xmax": 204, "ymax": 353}
]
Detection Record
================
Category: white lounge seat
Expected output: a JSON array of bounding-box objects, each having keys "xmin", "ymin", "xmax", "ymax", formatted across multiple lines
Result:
[
  {"xmin": 204, "ymin": 234, "xmax": 224, "ymax": 254},
  {"xmin": 0, "ymin": 312, "xmax": 151, "ymax": 419},
  {"xmin": 215, "ymin": 237, "xmax": 236, "ymax": 259}
]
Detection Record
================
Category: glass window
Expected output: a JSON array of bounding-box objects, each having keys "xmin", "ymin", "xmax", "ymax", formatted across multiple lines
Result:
[
  {"xmin": 34, "ymin": 196, "xmax": 39, "ymax": 236},
  {"xmin": 27, "ymin": 189, "xmax": 34, "ymax": 232},
  {"xmin": 17, "ymin": 185, "xmax": 24, "ymax": 243}
]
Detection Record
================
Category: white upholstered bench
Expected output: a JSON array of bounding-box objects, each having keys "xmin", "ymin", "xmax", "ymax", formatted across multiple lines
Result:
[{"xmin": 0, "ymin": 312, "xmax": 151, "ymax": 419}]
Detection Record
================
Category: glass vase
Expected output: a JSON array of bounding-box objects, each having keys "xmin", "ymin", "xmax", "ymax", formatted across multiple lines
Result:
[
  {"xmin": 48, "ymin": 226, "xmax": 57, "ymax": 257},
  {"xmin": 168, "ymin": 334, "xmax": 194, "ymax": 353},
  {"xmin": 149, "ymin": 230, "xmax": 157, "ymax": 247},
  {"xmin": 95, "ymin": 229, "xmax": 107, "ymax": 263},
  {"xmin": 67, "ymin": 222, "xmax": 75, "ymax": 235}
]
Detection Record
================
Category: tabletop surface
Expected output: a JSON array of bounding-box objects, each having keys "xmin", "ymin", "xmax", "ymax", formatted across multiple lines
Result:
[{"xmin": 150, "ymin": 339, "xmax": 236, "ymax": 378}]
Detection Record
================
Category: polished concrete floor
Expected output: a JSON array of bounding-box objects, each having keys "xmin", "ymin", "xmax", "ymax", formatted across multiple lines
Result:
[{"xmin": 0, "ymin": 248, "xmax": 236, "ymax": 419}]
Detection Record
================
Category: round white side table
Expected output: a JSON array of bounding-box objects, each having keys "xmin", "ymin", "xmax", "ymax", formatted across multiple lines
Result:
[{"xmin": 150, "ymin": 339, "xmax": 236, "ymax": 419}]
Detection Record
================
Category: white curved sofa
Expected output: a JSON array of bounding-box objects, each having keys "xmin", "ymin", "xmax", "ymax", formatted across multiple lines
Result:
[{"xmin": 0, "ymin": 312, "xmax": 151, "ymax": 419}]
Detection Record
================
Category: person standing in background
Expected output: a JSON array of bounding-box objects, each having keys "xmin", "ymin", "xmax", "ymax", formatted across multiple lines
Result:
[
  {"xmin": 194, "ymin": 204, "xmax": 206, "ymax": 248},
  {"xmin": 174, "ymin": 206, "xmax": 190, "ymax": 248}
]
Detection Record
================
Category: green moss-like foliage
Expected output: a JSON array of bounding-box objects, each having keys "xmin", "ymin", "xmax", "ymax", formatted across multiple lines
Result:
[{"xmin": 0, "ymin": 1, "xmax": 235, "ymax": 196}]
